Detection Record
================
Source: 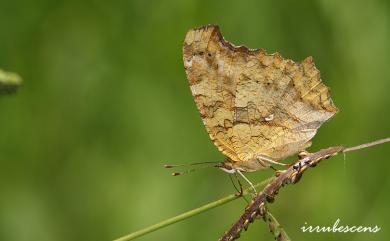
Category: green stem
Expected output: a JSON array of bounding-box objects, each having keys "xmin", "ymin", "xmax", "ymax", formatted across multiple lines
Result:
[
  {"xmin": 265, "ymin": 210, "xmax": 291, "ymax": 241},
  {"xmin": 113, "ymin": 177, "xmax": 274, "ymax": 241}
]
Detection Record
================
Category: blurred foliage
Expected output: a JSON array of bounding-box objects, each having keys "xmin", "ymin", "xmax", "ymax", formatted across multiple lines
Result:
[
  {"xmin": 0, "ymin": 69, "xmax": 22, "ymax": 94},
  {"xmin": 0, "ymin": 0, "xmax": 389, "ymax": 241}
]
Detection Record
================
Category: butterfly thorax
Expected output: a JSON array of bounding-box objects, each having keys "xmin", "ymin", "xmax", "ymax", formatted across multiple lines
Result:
[{"xmin": 218, "ymin": 156, "xmax": 270, "ymax": 173}]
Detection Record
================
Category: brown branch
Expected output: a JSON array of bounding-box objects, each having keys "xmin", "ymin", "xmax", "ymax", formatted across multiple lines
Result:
[{"xmin": 219, "ymin": 137, "xmax": 390, "ymax": 241}]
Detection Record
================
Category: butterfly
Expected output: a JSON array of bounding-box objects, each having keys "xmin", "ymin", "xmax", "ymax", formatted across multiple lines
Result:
[{"xmin": 182, "ymin": 24, "xmax": 337, "ymax": 175}]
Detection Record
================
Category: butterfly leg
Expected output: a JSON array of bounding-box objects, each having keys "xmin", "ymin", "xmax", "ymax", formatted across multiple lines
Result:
[
  {"xmin": 298, "ymin": 150, "xmax": 310, "ymax": 159},
  {"xmin": 229, "ymin": 173, "xmax": 250, "ymax": 203},
  {"xmin": 257, "ymin": 154, "xmax": 287, "ymax": 167},
  {"xmin": 269, "ymin": 166, "xmax": 284, "ymax": 177},
  {"xmin": 235, "ymin": 173, "xmax": 244, "ymax": 197},
  {"xmin": 229, "ymin": 173, "xmax": 243, "ymax": 196},
  {"xmin": 237, "ymin": 170, "xmax": 257, "ymax": 196}
]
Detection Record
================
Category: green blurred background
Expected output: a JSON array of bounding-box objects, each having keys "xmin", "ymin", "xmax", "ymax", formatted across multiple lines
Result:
[{"xmin": 0, "ymin": 0, "xmax": 389, "ymax": 240}]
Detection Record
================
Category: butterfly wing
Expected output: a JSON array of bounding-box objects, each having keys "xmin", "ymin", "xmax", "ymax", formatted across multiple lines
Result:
[
  {"xmin": 183, "ymin": 25, "xmax": 240, "ymax": 162},
  {"xmin": 183, "ymin": 25, "xmax": 337, "ymax": 168}
]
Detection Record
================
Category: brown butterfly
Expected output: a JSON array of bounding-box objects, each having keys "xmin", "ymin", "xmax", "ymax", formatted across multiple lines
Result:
[{"xmin": 182, "ymin": 24, "xmax": 337, "ymax": 182}]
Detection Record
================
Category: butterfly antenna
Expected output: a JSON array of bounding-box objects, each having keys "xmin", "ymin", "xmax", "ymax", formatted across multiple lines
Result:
[
  {"xmin": 164, "ymin": 161, "xmax": 220, "ymax": 168},
  {"xmin": 171, "ymin": 168, "xmax": 196, "ymax": 176},
  {"xmin": 164, "ymin": 161, "xmax": 221, "ymax": 176}
]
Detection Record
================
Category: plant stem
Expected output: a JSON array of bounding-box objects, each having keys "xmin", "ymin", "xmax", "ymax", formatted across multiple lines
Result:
[
  {"xmin": 113, "ymin": 177, "xmax": 274, "ymax": 241},
  {"xmin": 343, "ymin": 137, "xmax": 390, "ymax": 153},
  {"xmin": 265, "ymin": 210, "xmax": 291, "ymax": 241}
]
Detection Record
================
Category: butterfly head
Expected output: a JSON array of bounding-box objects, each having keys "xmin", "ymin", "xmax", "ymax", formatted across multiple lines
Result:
[{"xmin": 215, "ymin": 160, "xmax": 241, "ymax": 174}]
